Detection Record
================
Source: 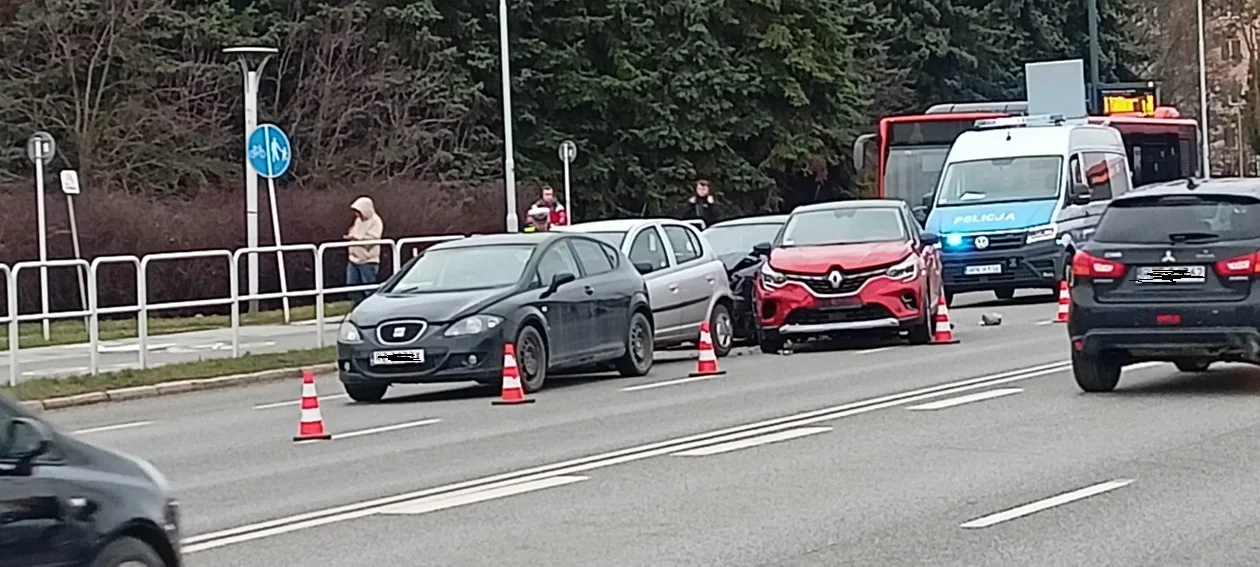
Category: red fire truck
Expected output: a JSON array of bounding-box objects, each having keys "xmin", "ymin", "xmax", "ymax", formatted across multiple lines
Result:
[{"xmin": 853, "ymin": 101, "xmax": 1200, "ymax": 206}]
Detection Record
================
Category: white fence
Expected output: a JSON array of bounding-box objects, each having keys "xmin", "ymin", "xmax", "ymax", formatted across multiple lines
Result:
[{"xmin": 2, "ymin": 234, "xmax": 466, "ymax": 386}]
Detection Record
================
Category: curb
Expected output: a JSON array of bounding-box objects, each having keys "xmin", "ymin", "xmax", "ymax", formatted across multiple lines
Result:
[{"xmin": 19, "ymin": 363, "xmax": 338, "ymax": 413}]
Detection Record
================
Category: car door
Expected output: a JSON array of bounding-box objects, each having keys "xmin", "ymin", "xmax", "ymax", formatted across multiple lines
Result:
[
  {"xmin": 905, "ymin": 205, "xmax": 941, "ymax": 306},
  {"xmin": 568, "ymin": 237, "xmax": 629, "ymax": 357},
  {"xmin": 0, "ymin": 402, "xmax": 81, "ymax": 567},
  {"xmin": 532, "ymin": 241, "xmax": 590, "ymax": 364},
  {"xmin": 624, "ymin": 226, "xmax": 681, "ymax": 342},
  {"xmin": 661, "ymin": 224, "xmax": 714, "ymax": 338}
]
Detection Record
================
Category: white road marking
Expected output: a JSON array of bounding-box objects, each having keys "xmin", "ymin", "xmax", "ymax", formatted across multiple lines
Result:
[
  {"xmin": 1126, "ymin": 361, "xmax": 1164, "ymax": 371},
  {"xmin": 907, "ymin": 388, "xmax": 1023, "ymax": 411},
  {"xmin": 299, "ymin": 419, "xmax": 440, "ymax": 442},
  {"xmin": 858, "ymin": 346, "xmax": 897, "ymax": 354},
  {"xmin": 620, "ymin": 375, "xmax": 716, "ymax": 392},
  {"xmin": 22, "ymin": 366, "xmax": 88, "ymax": 377},
  {"xmin": 97, "ymin": 342, "xmax": 176, "ymax": 353},
  {"xmin": 378, "ymin": 476, "xmax": 588, "ymax": 515},
  {"xmin": 73, "ymin": 421, "xmax": 154, "ymax": 435},
  {"xmin": 960, "ymin": 479, "xmax": 1134, "ymax": 529},
  {"xmin": 182, "ymin": 360, "xmax": 1073, "ymax": 553},
  {"xmin": 671, "ymin": 427, "xmax": 831, "ymax": 457},
  {"xmin": 254, "ymin": 394, "xmax": 349, "ymax": 411}
]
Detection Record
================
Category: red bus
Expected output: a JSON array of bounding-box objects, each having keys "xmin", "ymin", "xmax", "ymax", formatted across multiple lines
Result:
[{"xmin": 853, "ymin": 101, "xmax": 1200, "ymax": 205}]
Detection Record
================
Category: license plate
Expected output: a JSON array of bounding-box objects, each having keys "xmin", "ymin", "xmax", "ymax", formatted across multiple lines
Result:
[
  {"xmin": 964, "ymin": 264, "xmax": 1002, "ymax": 276},
  {"xmin": 371, "ymin": 349, "xmax": 425, "ymax": 365},
  {"xmin": 1136, "ymin": 265, "xmax": 1206, "ymax": 284},
  {"xmin": 817, "ymin": 296, "xmax": 861, "ymax": 309}
]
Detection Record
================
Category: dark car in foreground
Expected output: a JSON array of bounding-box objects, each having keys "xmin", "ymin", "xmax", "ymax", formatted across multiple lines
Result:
[
  {"xmin": 754, "ymin": 200, "xmax": 944, "ymax": 353},
  {"xmin": 1068, "ymin": 178, "xmax": 1260, "ymax": 392},
  {"xmin": 337, "ymin": 233, "xmax": 655, "ymax": 401},
  {"xmin": 703, "ymin": 215, "xmax": 788, "ymax": 344},
  {"xmin": 0, "ymin": 394, "xmax": 181, "ymax": 567}
]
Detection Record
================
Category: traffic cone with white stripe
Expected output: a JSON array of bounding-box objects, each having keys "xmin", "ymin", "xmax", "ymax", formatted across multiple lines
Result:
[
  {"xmin": 689, "ymin": 321, "xmax": 727, "ymax": 377},
  {"xmin": 293, "ymin": 370, "xmax": 332, "ymax": 442},
  {"xmin": 931, "ymin": 295, "xmax": 960, "ymax": 345},
  {"xmin": 1053, "ymin": 280, "xmax": 1070, "ymax": 323},
  {"xmin": 492, "ymin": 343, "xmax": 535, "ymax": 405}
]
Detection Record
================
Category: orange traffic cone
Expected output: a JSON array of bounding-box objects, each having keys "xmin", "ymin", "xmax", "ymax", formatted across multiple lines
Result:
[
  {"xmin": 689, "ymin": 321, "xmax": 727, "ymax": 377},
  {"xmin": 293, "ymin": 370, "xmax": 332, "ymax": 442},
  {"xmin": 1053, "ymin": 280, "xmax": 1070, "ymax": 323},
  {"xmin": 931, "ymin": 295, "xmax": 960, "ymax": 345},
  {"xmin": 492, "ymin": 343, "xmax": 535, "ymax": 405}
]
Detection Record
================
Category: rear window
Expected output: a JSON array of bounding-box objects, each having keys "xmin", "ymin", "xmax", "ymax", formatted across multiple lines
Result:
[{"xmin": 1094, "ymin": 195, "xmax": 1260, "ymax": 243}]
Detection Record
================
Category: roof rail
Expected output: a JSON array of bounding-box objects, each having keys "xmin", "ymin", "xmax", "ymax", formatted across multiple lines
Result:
[{"xmin": 973, "ymin": 114, "xmax": 1067, "ymax": 130}]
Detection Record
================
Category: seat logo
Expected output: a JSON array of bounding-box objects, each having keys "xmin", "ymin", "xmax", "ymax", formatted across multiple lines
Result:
[
  {"xmin": 974, "ymin": 236, "xmax": 990, "ymax": 249},
  {"xmin": 1161, "ymin": 250, "xmax": 1176, "ymax": 263},
  {"xmin": 827, "ymin": 271, "xmax": 844, "ymax": 287},
  {"xmin": 393, "ymin": 327, "xmax": 407, "ymax": 338}
]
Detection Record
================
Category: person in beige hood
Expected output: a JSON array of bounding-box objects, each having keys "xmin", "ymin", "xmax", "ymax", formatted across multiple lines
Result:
[{"xmin": 344, "ymin": 196, "xmax": 384, "ymax": 306}]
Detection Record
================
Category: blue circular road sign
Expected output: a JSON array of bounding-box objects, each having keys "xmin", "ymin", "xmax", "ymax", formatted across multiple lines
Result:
[{"xmin": 247, "ymin": 124, "xmax": 292, "ymax": 179}]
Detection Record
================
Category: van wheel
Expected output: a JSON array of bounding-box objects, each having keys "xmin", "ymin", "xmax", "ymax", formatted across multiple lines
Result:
[
  {"xmin": 1072, "ymin": 349, "xmax": 1121, "ymax": 393},
  {"xmin": 90, "ymin": 537, "xmax": 164, "ymax": 567},
  {"xmin": 1175, "ymin": 360, "xmax": 1211, "ymax": 372},
  {"xmin": 994, "ymin": 287, "xmax": 1015, "ymax": 300}
]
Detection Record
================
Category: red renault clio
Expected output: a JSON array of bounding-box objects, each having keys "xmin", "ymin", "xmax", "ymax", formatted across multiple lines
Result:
[{"xmin": 752, "ymin": 200, "xmax": 945, "ymax": 352}]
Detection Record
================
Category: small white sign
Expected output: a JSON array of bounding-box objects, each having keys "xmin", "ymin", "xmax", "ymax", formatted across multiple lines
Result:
[
  {"xmin": 59, "ymin": 170, "xmax": 81, "ymax": 195},
  {"xmin": 964, "ymin": 264, "xmax": 1003, "ymax": 276},
  {"xmin": 558, "ymin": 140, "xmax": 578, "ymax": 163}
]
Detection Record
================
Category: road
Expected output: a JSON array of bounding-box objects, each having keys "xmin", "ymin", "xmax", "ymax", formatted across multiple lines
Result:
[
  {"xmin": 6, "ymin": 318, "xmax": 342, "ymax": 383},
  {"xmin": 40, "ymin": 290, "xmax": 1260, "ymax": 566}
]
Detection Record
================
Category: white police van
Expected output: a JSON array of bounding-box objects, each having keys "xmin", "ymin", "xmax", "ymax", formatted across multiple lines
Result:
[{"xmin": 922, "ymin": 114, "xmax": 1133, "ymax": 303}]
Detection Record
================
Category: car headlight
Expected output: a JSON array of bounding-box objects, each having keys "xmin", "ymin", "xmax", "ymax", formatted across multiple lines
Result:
[
  {"xmin": 1026, "ymin": 224, "xmax": 1058, "ymax": 244},
  {"xmin": 444, "ymin": 315, "xmax": 503, "ymax": 337},
  {"xmin": 760, "ymin": 263, "xmax": 787, "ymax": 287},
  {"xmin": 885, "ymin": 256, "xmax": 918, "ymax": 281},
  {"xmin": 338, "ymin": 321, "xmax": 362, "ymax": 344}
]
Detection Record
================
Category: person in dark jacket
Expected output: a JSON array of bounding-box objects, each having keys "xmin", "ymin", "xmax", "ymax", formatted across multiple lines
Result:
[{"xmin": 677, "ymin": 179, "xmax": 720, "ymax": 228}]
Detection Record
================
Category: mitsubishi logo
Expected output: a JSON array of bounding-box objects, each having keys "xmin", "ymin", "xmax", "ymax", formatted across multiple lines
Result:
[
  {"xmin": 974, "ymin": 236, "xmax": 990, "ymax": 249},
  {"xmin": 393, "ymin": 327, "xmax": 407, "ymax": 338},
  {"xmin": 1161, "ymin": 250, "xmax": 1176, "ymax": 263},
  {"xmin": 827, "ymin": 270, "xmax": 844, "ymax": 287}
]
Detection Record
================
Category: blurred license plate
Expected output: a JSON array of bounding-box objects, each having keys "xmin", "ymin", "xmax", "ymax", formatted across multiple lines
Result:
[
  {"xmin": 817, "ymin": 296, "xmax": 861, "ymax": 309},
  {"xmin": 1137, "ymin": 265, "xmax": 1206, "ymax": 284},
  {"xmin": 964, "ymin": 264, "xmax": 1002, "ymax": 275},
  {"xmin": 371, "ymin": 349, "xmax": 425, "ymax": 365}
]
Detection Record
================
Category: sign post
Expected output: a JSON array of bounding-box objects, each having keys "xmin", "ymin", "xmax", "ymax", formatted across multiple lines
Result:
[
  {"xmin": 247, "ymin": 123, "xmax": 293, "ymax": 323},
  {"xmin": 59, "ymin": 170, "xmax": 87, "ymax": 318},
  {"xmin": 558, "ymin": 140, "xmax": 577, "ymax": 222},
  {"xmin": 26, "ymin": 132, "xmax": 56, "ymax": 340}
]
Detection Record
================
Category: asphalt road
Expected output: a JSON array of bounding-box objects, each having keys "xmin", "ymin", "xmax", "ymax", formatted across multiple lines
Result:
[{"xmin": 43, "ymin": 290, "xmax": 1260, "ymax": 566}]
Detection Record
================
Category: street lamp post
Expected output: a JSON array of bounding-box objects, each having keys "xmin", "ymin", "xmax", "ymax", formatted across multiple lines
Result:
[
  {"xmin": 1197, "ymin": 0, "xmax": 1212, "ymax": 179},
  {"xmin": 498, "ymin": 0, "xmax": 519, "ymax": 233},
  {"xmin": 223, "ymin": 46, "xmax": 278, "ymax": 312}
]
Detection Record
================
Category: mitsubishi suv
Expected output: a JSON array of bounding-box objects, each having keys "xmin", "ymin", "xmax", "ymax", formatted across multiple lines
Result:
[{"xmin": 1068, "ymin": 178, "xmax": 1260, "ymax": 392}]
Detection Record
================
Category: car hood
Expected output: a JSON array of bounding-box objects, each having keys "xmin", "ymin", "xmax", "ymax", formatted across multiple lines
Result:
[
  {"xmin": 348, "ymin": 288, "xmax": 510, "ymax": 327},
  {"xmin": 768, "ymin": 241, "xmax": 911, "ymax": 273}
]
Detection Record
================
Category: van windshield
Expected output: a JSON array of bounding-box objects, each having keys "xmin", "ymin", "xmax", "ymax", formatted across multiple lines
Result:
[{"xmin": 936, "ymin": 156, "xmax": 1063, "ymax": 207}]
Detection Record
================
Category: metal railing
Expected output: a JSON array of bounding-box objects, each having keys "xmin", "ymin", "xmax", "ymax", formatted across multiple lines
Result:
[{"xmin": 3, "ymin": 233, "xmax": 467, "ymax": 385}]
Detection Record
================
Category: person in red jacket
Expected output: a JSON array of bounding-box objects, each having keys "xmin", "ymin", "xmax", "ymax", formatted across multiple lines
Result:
[{"xmin": 528, "ymin": 185, "xmax": 568, "ymax": 227}]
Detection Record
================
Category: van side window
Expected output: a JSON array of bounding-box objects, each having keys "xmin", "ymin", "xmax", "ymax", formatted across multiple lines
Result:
[
  {"xmin": 1105, "ymin": 153, "xmax": 1132, "ymax": 197},
  {"xmin": 1080, "ymin": 152, "xmax": 1114, "ymax": 201}
]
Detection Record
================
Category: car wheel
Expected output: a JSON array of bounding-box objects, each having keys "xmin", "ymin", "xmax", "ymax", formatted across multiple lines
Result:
[
  {"xmin": 1175, "ymin": 360, "xmax": 1212, "ymax": 372},
  {"xmin": 89, "ymin": 537, "xmax": 164, "ymax": 567},
  {"xmin": 994, "ymin": 287, "xmax": 1015, "ymax": 300},
  {"xmin": 345, "ymin": 383, "xmax": 387, "ymax": 403},
  {"xmin": 516, "ymin": 325, "xmax": 548, "ymax": 393},
  {"xmin": 616, "ymin": 312, "xmax": 655, "ymax": 377},
  {"xmin": 1072, "ymin": 349, "xmax": 1121, "ymax": 393},
  {"xmin": 709, "ymin": 303, "xmax": 734, "ymax": 357},
  {"xmin": 759, "ymin": 328, "xmax": 785, "ymax": 354},
  {"xmin": 907, "ymin": 300, "xmax": 935, "ymax": 345},
  {"xmin": 945, "ymin": 290, "xmax": 955, "ymax": 307}
]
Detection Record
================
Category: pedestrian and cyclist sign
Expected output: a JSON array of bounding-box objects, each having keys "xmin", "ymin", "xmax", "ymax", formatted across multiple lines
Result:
[{"xmin": 247, "ymin": 124, "xmax": 292, "ymax": 178}]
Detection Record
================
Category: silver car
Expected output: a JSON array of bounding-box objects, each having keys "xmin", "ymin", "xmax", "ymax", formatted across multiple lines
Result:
[{"xmin": 553, "ymin": 219, "xmax": 737, "ymax": 356}]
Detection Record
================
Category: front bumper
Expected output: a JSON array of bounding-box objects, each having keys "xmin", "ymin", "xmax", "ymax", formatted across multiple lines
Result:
[
  {"xmin": 338, "ymin": 331, "xmax": 506, "ymax": 386},
  {"xmin": 941, "ymin": 238, "xmax": 1062, "ymax": 293},
  {"xmin": 756, "ymin": 274, "xmax": 924, "ymax": 339}
]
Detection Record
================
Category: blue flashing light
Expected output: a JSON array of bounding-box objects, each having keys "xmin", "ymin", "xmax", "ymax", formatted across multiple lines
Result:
[{"xmin": 945, "ymin": 234, "xmax": 964, "ymax": 248}]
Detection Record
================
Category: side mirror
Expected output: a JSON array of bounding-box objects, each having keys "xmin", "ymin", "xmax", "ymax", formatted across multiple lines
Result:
[
  {"xmin": 544, "ymin": 273, "xmax": 576, "ymax": 296},
  {"xmin": 2, "ymin": 418, "xmax": 52, "ymax": 467},
  {"xmin": 633, "ymin": 261, "xmax": 655, "ymax": 275},
  {"xmin": 752, "ymin": 242, "xmax": 773, "ymax": 256},
  {"xmin": 912, "ymin": 206, "xmax": 928, "ymax": 224},
  {"xmin": 1069, "ymin": 182, "xmax": 1091, "ymax": 205},
  {"xmin": 919, "ymin": 232, "xmax": 940, "ymax": 246}
]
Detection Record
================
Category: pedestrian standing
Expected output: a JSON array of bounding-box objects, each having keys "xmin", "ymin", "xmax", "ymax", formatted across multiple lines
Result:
[
  {"xmin": 344, "ymin": 196, "xmax": 384, "ymax": 306},
  {"xmin": 677, "ymin": 179, "xmax": 721, "ymax": 228}
]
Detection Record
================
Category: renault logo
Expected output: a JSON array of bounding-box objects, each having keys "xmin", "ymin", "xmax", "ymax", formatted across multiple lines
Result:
[
  {"xmin": 1161, "ymin": 250, "xmax": 1176, "ymax": 263},
  {"xmin": 974, "ymin": 236, "xmax": 990, "ymax": 249},
  {"xmin": 827, "ymin": 271, "xmax": 844, "ymax": 287}
]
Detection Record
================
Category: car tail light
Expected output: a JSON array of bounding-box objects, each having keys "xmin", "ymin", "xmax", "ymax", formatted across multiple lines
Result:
[
  {"xmin": 1214, "ymin": 251, "xmax": 1260, "ymax": 277},
  {"xmin": 1071, "ymin": 251, "xmax": 1126, "ymax": 279}
]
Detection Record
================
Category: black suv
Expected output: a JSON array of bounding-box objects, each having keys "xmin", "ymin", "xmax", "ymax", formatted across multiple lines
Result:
[
  {"xmin": 0, "ymin": 394, "xmax": 181, "ymax": 566},
  {"xmin": 1068, "ymin": 178, "xmax": 1260, "ymax": 392}
]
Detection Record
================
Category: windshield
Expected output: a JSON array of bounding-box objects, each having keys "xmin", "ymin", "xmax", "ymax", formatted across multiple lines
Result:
[
  {"xmin": 936, "ymin": 156, "xmax": 1063, "ymax": 207},
  {"xmin": 704, "ymin": 223, "xmax": 784, "ymax": 256},
  {"xmin": 884, "ymin": 146, "xmax": 950, "ymax": 204},
  {"xmin": 387, "ymin": 245, "xmax": 535, "ymax": 292},
  {"xmin": 1094, "ymin": 196, "xmax": 1260, "ymax": 243},
  {"xmin": 780, "ymin": 208, "xmax": 906, "ymax": 247},
  {"xmin": 583, "ymin": 231, "xmax": 626, "ymax": 247}
]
